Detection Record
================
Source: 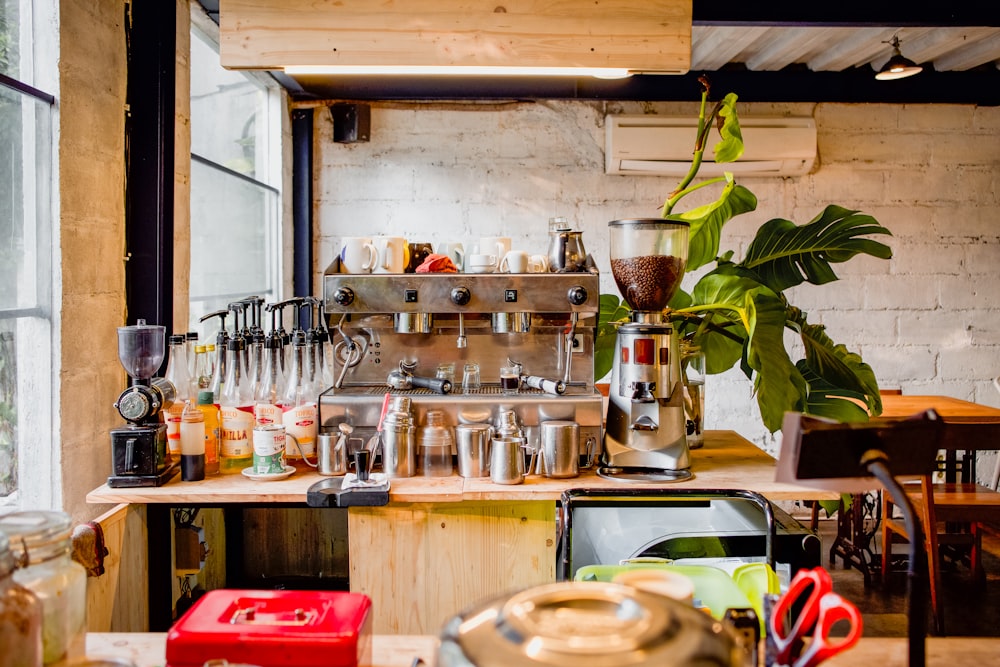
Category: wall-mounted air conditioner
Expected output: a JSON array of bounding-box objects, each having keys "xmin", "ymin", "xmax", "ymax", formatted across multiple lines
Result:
[{"xmin": 606, "ymin": 115, "xmax": 817, "ymax": 177}]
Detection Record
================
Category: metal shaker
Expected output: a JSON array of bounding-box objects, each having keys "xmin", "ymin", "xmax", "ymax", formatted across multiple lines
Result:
[{"xmin": 381, "ymin": 410, "xmax": 416, "ymax": 478}]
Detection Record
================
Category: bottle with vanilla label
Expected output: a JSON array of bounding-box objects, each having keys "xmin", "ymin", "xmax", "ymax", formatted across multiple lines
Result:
[{"xmin": 219, "ymin": 336, "xmax": 254, "ymax": 473}]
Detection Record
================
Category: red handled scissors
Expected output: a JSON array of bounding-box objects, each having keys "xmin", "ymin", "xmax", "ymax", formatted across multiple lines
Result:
[{"xmin": 769, "ymin": 567, "xmax": 862, "ymax": 667}]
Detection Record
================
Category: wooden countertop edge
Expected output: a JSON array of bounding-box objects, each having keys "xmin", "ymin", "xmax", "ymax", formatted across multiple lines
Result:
[{"xmin": 77, "ymin": 633, "xmax": 1000, "ymax": 667}]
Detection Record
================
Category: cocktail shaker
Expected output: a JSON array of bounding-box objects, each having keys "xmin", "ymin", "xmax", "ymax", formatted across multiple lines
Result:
[{"xmin": 381, "ymin": 410, "xmax": 416, "ymax": 478}]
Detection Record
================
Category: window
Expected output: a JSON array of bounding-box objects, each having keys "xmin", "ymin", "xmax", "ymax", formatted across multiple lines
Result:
[
  {"xmin": 188, "ymin": 24, "xmax": 282, "ymax": 338},
  {"xmin": 0, "ymin": 0, "xmax": 55, "ymax": 509}
]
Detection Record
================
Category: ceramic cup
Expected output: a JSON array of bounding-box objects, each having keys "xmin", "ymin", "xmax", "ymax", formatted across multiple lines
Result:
[
  {"xmin": 466, "ymin": 253, "xmax": 498, "ymax": 273},
  {"xmin": 374, "ymin": 236, "xmax": 407, "ymax": 273},
  {"xmin": 436, "ymin": 242, "xmax": 465, "ymax": 271},
  {"xmin": 500, "ymin": 250, "xmax": 529, "ymax": 273},
  {"xmin": 479, "ymin": 236, "xmax": 511, "ymax": 261},
  {"xmin": 339, "ymin": 237, "xmax": 377, "ymax": 274}
]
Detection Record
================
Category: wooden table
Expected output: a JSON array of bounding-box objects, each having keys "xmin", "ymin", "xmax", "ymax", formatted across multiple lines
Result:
[
  {"xmin": 72, "ymin": 632, "xmax": 1000, "ymax": 667},
  {"xmin": 87, "ymin": 430, "xmax": 835, "ymax": 634},
  {"xmin": 881, "ymin": 394, "xmax": 1000, "ymax": 482}
]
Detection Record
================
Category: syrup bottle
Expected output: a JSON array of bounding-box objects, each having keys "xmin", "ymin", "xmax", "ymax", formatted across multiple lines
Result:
[
  {"xmin": 281, "ymin": 330, "xmax": 317, "ymax": 462},
  {"xmin": 164, "ymin": 334, "xmax": 192, "ymax": 459},
  {"xmin": 219, "ymin": 335, "xmax": 254, "ymax": 473}
]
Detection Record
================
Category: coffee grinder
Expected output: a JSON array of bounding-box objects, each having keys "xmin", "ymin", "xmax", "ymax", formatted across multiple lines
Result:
[
  {"xmin": 108, "ymin": 319, "xmax": 180, "ymax": 488},
  {"xmin": 601, "ymin": 219, "xmax": 692, "ymax": 481}
]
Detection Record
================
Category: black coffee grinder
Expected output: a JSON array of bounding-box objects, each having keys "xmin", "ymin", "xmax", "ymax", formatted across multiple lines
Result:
[{"xmin": 108, "ymin": 319, "xmax": 179, "ymax": 487}]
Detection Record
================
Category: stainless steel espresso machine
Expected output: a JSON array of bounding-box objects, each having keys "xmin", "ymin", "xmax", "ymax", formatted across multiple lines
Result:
[
  {"xmin": 320, "ymin": 270, "xmax": 602, "ymax": 460},
  {"xmin": 601, "ymin": 219, "xmax": 692, "ymax": 481},
  {"xmin": 108, "ymin": 320, "xmax": 179, "ymax": 488}
]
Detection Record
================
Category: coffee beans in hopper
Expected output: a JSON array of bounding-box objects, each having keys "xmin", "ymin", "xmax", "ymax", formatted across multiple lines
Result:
[{"xmin": 611, "ymin": 255, "xmax": 686, "ymax": 312}]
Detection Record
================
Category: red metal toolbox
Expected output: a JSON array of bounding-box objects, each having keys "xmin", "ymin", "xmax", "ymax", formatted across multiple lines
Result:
[{"xmin": 165, "ymin": 589, "xmax": 372, "ymax": 667}]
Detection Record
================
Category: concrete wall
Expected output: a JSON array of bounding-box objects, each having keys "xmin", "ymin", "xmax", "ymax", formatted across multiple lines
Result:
[
  {"xmin": 57, "ymin": 0, "xmax": 128, "ymax": 521},
  {"xmin": 313, "ymin": 99, "xmax": 1000, "ymax": 455}
]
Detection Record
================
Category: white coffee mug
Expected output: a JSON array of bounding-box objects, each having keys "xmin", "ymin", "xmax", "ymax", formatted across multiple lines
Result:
[
  {"xmin": 374, "ymin": 236, "xmax": 407, "ymax": 273},
  {"xmin": 466, "ymin": 253, "xmax": 498, "ymax": 273},
  {"xmin": 436, "ymin": 242, "xmax": 465, "ymax": 271},
  {"xmin": 500, "ymin": 250, "xmax": 529, "ymax": 273},
  {"xmin": 479, "ymin": 236, "xmax": 511, "ymax": 261},
  {"xmin": 528, "ymin": 254, "xmax": 549, "ymax": 273},
  {"xmin": 340, "ymin": 237, "xmax": 377, "ymax": 274}
]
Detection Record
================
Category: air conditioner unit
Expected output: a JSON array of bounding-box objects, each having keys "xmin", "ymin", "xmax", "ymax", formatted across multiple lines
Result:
[{"xmin": 606, "ymin": 115, "xmax": 817, "ymax": 177}]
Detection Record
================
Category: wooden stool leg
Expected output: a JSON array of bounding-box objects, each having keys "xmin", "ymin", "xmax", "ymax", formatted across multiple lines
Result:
[
  {"xmin": 881, "ymin": 493, "xmax": 894, "ymax": 586},
  {"xmin": 919, "ymin": 478, "xmax": 944, "ymax": 635}
]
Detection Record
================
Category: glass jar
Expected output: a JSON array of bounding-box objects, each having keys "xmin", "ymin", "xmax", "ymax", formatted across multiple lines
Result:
[
  {"xmin": 0, "ymin": 531, "xmax": 43, "ymax": 667},
  {"xmin": 0, "ymin": 511, "xmax": 87, "ymax": 665},
  {"xmin": 417, "ymin": 410, "xmax": 455, "ymax": 477},
  {"xmin": 681, "ymin": 342, "xmax": 706, "ymax": 450}
]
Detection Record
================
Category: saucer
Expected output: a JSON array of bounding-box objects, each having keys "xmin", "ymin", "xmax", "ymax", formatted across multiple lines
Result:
[{"xmin": 241, "ymin": 465, "xmax": 296, "ymax": 481}]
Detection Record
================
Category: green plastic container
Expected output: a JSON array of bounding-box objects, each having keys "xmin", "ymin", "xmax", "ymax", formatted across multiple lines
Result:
[{"xmin": 574, "ymin": 562, "xmax": 777, "ymax": 632}]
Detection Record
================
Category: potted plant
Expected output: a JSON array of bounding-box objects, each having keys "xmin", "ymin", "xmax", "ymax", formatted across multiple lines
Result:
[{"xmin": 596, "ymin": 77, "xmax": 892, "ymax": 435}]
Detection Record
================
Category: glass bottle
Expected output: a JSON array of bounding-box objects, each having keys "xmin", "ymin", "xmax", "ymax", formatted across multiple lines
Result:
[
  {"xmin": 219, "ymin": 336, "xmax": 254, "ymax": 473},
  {"xmin": 0, "ymin": 511, "xmax": 85, "ymax": 665},
  {"xmin": 254, "ymin": 336, "xmax": 285, "ymax": 428},
  {"xmin": 197, "ymin": 390, "xmax": 221, "ymax": 475},
  {"xmin": 180, "ymin": 400, "xmax": 206, "ymax": 481},
  {"xmin": 208, "ymin": 341, "xmax": 225, "ymax": 402},
  {"xmin": 185, "ymin": 331, "xmax": 199, "ymax": 380},
  {"xmin": 681, "ymin": 341, "xmax": 706, "ymax": 450},
  {"xmin": 0, "ymin": 531, "xmax": 43, "ymax": 667},
  {"xmin": 194, "ymin": 344, "xmax": 212, "ymax": 390},
  {"xmin": 247, "ymin": 329, "xmax": 265, "ymax": 398},
  {"xmin": 164, "ymin": 334, "xmax": 193, "ymax": 458},
  {"xmin": 281, "ymin": 331, "xmax": 317, "ymax": 461}
]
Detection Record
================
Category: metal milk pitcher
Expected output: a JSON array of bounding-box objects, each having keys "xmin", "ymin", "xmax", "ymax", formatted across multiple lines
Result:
[
  {"xmin": 490, "ymin": 436, "xmax": 534, "ymax": 485},
  {"xmin": 547, "ymin": 230, "xmax": 587, "ymax": 272}
]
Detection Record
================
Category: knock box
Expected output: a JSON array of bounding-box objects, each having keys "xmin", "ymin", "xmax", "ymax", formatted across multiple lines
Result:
[{"xmin": 165, "ymin": 589, "xmax": 372, "ymax": 667}]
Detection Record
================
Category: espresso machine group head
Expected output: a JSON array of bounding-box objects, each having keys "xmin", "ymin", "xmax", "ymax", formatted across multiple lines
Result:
[
  {"xmin": 108, "ymin": 319, "xmax": 179, "ymax": 488},
  {"xmin": 602, "ymin": 219, "xmax": 692, "ymax": 481}
]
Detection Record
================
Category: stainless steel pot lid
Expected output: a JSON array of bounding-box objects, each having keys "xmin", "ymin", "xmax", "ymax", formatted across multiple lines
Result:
[{"xmin": 439, "ymin": 581, "xmax": 739, "ymax": 667}]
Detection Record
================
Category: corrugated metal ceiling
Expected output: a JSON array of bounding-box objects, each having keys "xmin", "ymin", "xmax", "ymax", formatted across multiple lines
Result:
[{"xmin": 692, "ymin": 26, "xmax": 1000, "ymax": 74}]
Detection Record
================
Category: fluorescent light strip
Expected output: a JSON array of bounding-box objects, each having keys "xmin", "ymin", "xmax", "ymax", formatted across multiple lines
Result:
[{"xmin": 284, "ymin": 65, "xmax": 634, "ymax": 79}]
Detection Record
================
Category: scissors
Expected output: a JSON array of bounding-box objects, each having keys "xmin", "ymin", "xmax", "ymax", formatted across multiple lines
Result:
[{"xmin": 768, "ymin": 567, "xmax": 862, "ymax": 667}]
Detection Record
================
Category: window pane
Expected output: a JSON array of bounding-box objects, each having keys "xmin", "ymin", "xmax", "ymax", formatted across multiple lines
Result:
[
  {"xmin": 0, "ymin": 83, "xmax": 51, "ymax": 313},
  {"xmin": 0, "ymin": 0, "xmax": 20, "ymax": 80},
  {"xmin": 189, "ymin": 158, "xmax": 278, "ymax": 332},
  {"xmin": 190, "ymin": 30, "xmax": 269, "ymax": 181}
]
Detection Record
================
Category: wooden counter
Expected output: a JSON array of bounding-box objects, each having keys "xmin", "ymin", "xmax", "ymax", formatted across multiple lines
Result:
[
  {"xmin": 87, "ymin": 430, "xmax": 837, "ymax": 504},
  {"xmin": 75, "ymin": 632, "xmax": 1000, "ymax": 667},
  {"xmin": 86, "ymin": 430, "xmax": 836, "ymax": 635}
]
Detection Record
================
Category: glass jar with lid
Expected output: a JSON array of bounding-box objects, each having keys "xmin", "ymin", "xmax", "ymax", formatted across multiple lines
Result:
[
  {"xmin": 0, "ymin": 511, "xmax": 87, "ymax": 665},
  {"xmin": 0, "ymin": 530, "xmax": 43, "ymax": 667}
]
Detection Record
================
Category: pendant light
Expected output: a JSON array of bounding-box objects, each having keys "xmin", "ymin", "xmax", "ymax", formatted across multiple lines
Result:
[{"xmin": 875, "ymin": 36, "xmax": 923, "ymax": 81}]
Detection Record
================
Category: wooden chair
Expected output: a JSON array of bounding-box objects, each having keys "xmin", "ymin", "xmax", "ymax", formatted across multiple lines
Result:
[{"xmin": 882, "ymin": 474, "xmax": 1000, "ymax": 634}]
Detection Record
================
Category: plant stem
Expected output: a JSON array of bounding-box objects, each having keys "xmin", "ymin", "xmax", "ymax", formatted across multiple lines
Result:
[{"xmin": 661, "ymin": 82, "xmax": 727, "ymax": 217}]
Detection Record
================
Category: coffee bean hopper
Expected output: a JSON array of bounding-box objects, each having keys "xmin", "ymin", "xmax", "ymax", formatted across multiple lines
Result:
[
  {"xmin": 601, "ymin": 219, "xmax": 691, "ymax": 481},
  {"xmin": 108, "ymin": 319, "xmax": 179, "ymax": 488}
]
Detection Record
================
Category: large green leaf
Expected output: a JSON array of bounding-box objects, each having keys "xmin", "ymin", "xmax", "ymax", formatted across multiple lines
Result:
[
  {"xmin": 744, "ymin": 288, "xmax": 807, "ymax": 432},
  {"xmin": 797, "ymin": 361, "xmax": 873, "ymax": 423},
  {"xmin": 791, "ymin": 310, "xmax": 883, "ymax": 415},
  {"xmin": 741, "ymin": 205, "xmax": 892, "ymax": 293},
  {"xmin": 712, "ymin": 93, "xmax": 744, "ymax": 163},
  {"xmin": 595, "ymin": 294, "xmax": 630, "ymax": 380},
  {"xmin": 667, "ymin": 181, "xmax": 757, "ymax": 272}
]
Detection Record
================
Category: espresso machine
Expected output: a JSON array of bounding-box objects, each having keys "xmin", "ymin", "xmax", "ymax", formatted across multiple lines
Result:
[
  {"xmin": 108, "ymin": 319, "xmax": 179, "ymax": 488},
  {"xmin": 602, "ymin": 219, "xmax": 691, "ymax": 481},
  {"xmin": 320, "ymin": 269, "xmax": 603, "ymax": 461}
]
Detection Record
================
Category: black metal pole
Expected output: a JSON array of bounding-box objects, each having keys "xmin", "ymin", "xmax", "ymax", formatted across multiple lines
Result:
[
  {"xmin": 865, "ymin": 454, "xmax": 926, "ymax": 667},
  {"xmin": 291, "ymin": 108, "xmax": 314, "ymax": 330},
  {"xmin": 124, "ymin": 0, "xmax": 175, "ymax": 342}
]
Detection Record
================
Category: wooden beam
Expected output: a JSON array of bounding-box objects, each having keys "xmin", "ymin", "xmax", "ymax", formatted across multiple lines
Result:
[{"xmin": 220, "ymin": 0, "xmax": 692, "ymax": 73}]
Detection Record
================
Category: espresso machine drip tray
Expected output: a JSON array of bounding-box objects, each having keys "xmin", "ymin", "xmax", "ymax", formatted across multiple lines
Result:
[{"xmin": 597, "ymin": 467, "xmax": 693, "ymax": 483}]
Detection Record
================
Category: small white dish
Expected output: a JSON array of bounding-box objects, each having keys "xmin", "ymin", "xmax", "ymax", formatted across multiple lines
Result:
[{"xmin": 241, "ymin": 465, "xmax": 296, "ymax": 481}]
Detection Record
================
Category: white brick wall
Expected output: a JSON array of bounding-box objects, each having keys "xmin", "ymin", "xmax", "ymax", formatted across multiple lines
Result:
[{"xmin": 313, "ymin": 100, "xmax": 1000, "ymax": 457}]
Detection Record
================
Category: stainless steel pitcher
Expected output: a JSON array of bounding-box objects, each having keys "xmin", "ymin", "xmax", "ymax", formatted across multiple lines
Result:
[{"xmin": 490, "ymin": 436, "xmax": 534, "ymax": 485}]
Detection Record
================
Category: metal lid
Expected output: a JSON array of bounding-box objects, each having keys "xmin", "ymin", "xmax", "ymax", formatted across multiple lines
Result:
[
  {"xmin": 439, "ymin": 581, "xmax": 738, "ymax": 667},
  {"xmin": 608, "ymin": 218, "xmax": 690, "ymax": 229}
]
